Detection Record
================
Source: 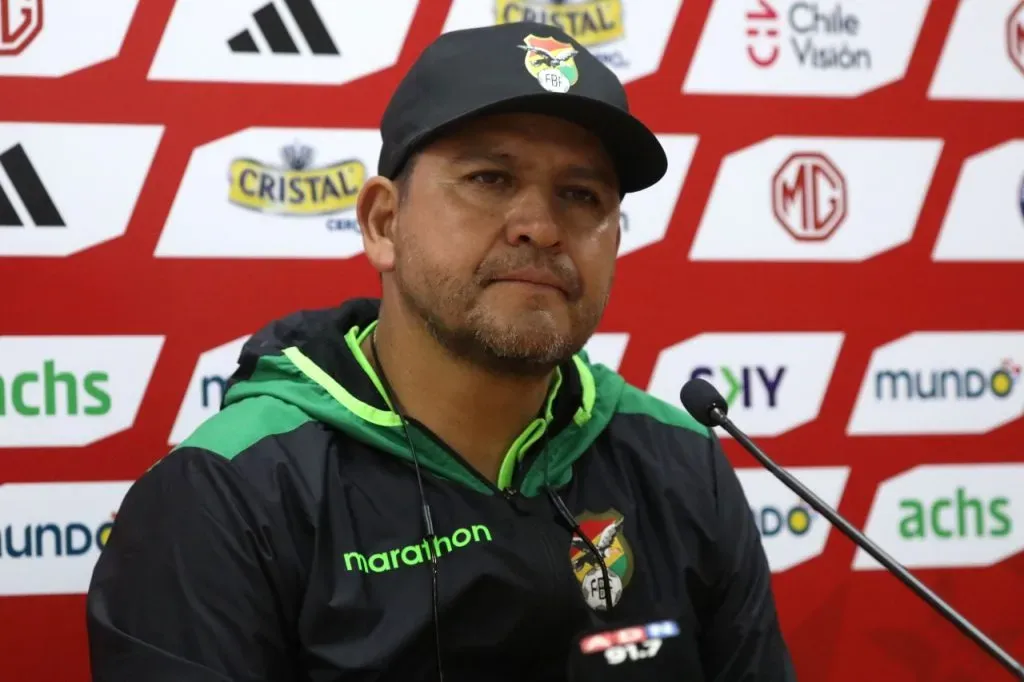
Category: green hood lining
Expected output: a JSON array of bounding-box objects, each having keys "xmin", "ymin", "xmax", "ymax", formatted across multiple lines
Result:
[
  {"xmin": 188, "ymin": 313, "xmax": 707, "ymax": 496},
  {"xmin": 244, "ymin": 322, "xmax": 607, "ymax": 496}
]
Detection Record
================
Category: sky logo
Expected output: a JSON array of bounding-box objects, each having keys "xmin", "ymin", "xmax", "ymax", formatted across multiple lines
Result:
[{"xmin": 689, "ymin": 365, "xmax": 786, "ymax": 409}]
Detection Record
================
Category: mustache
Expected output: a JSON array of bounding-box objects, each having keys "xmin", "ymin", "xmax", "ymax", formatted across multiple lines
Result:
[{"xmin": 476, "ymin": 252, "xmax": 582, "ymax": 299}]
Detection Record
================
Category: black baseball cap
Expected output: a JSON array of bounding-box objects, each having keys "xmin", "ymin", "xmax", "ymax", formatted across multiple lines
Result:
[{"xmin": 377, "ymin": 21, "xmax": 667, "ymax": 195}]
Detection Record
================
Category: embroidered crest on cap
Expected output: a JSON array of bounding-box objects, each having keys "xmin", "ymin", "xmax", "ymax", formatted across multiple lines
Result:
[{"xmin": 519, "ymin": 34, "xmax": 579, "ymax": 93}]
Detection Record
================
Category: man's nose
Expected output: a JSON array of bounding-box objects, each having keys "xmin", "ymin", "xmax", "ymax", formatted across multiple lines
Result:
[{"xmin": 503, "ymin": 186, "xmax": 562, "ymax": 249}]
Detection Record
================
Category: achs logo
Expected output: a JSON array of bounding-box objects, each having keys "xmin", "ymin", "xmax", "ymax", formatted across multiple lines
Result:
[
  {"xmin": 853, "ymin": 464, "xmax": 1024, "ymax": 571},
  {"xmin": 228, "ymin": 142, "xmax": 365, "ymax": 230},
  {"xmin": 744, "ymin": 0, "xmax": 872, "ymax": 71},
  {"xmin": 772, "ymin": 152, "xmax": 847, "ymax": 241},
  {"xmin": 874, "ymin": 359, "xmax": 1020, "ymax": 402},
  {"xmin": 0, "ymin": 0, "xmax": 43, "ymax": 56},
  {"xmin": 227, "ymin": 0, "xmax": 339, "ymax": 56},
  {"xmin": 497, "ymin": 0, "xmax": 626, "ymax": 67},
  {"xmin": 1009, "ymin": 1, "xmax": 1024, "ymax": 77},
  {"xmin": 520, "ymin": 34, "xmax": 579, "ymax": 93},
  {"xmin": 569, "ymin": 509, "xmax": 633, "ymax": 611},
  {"xmin": 0, "ymin": 142, "xmax": 63, "ymax": 228}
]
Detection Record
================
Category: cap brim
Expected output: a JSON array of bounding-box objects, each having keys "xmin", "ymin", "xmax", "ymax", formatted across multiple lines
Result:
[{"xmin": 403, "ymin": 93, "xmax": 667, "ymax": 195}]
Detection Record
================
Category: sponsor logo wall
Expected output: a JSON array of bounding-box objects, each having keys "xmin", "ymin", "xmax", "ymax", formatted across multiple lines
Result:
[{"xmin": 1, "ymin": 1, "xmax": 1021, "ymax": 681}]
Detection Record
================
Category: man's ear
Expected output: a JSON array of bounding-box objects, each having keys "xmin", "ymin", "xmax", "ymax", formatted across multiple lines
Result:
[{"xmin": 356, "ymin": 176, "xmax": 399, "ymax": 273}]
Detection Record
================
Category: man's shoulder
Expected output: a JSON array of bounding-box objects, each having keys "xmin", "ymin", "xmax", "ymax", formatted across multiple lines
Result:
[
  {"xmin": 176, "ymin": 394, "xmax": 321, "ymax": 462},
  {"xmin": 588, "ymin": 362, "xmax": 709, "ymax": 440}
]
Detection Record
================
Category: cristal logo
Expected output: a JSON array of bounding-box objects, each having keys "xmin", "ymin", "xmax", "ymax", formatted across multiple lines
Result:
[
  {"xmin": 0, "ymin": 360, "xmax": 111, "ymax": 417},
  {"xmin": 0, "ymin": 0, "xmax": 43, "ymax": 56},
  {"xmin": 772, "ymin": 152, "xmax": 847, "ymax": 241},
  {"xmin": 495, "ymin": 0, "xmax": 626, "ymax": 61},
  {"xmin": 898, "ymin": 488, "xmax": 1011, "ymax": 541},
  {"xmin": 744, "ymin": 1, "xmax": 870, "ymax": 70},
  {"xmin": 874, "ymin": 359, "xmax": 1020, "ymax": 402},
  {"xmin": 229, "ymin": 142, "xmax": 365, "ymax": 233},
  {"xmin": 1009, "ymin": 1, "xmax": 1024, "ymax": 77},
  {"xmin": 689, "ymin": 365, "xmax": 785, "ymax": 409}
]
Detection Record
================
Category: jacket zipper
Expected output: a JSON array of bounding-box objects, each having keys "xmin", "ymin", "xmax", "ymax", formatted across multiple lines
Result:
[
  {"xmin": 403, "ymin": 416, "xmax": 550, "ymax": 501},
  {"xmin": 403, "ymin": 416, "xmax": 505, "ymax": 496}
]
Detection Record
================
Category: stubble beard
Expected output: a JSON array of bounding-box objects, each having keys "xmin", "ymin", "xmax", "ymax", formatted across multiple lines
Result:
[{"xmin": 393, "ymin": 251, "xmax": 605, "ymax": 378}]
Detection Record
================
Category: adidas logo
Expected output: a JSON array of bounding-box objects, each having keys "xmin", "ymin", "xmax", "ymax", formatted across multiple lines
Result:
[
  {"xmin": 228, "ymin": 0, "xmax": 339, "ymax": 56},
  {"xmin": 0, "ymin": 143, "xmax": 64, "ymax": 228}
]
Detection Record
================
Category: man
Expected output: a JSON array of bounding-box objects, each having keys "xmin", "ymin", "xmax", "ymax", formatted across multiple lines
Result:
[{"xmin": 87, "ymin": 21, "xmax": 796, "ymax": 682}]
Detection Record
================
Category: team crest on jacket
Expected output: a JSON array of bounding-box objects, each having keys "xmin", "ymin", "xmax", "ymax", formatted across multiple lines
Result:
[
  {"xmin": 569, "ymin": 509, "xmax": 633, "ymax": 611},
  {"xmin": 519, "ymin": 34, "xmax": 579, "ymax": 93}
]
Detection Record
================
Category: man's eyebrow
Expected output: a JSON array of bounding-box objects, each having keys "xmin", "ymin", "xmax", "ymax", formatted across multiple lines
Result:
[
  {"xmin": 448, "ymin": 147, "xmax": 515, "ymax": 167},
  {"xmin": 447, "ymin": 146, "xmax": 619, "ymax": 190},
  {"xmin": 562, "ymin": 164, "xmax": 618, "ymax": 191}
]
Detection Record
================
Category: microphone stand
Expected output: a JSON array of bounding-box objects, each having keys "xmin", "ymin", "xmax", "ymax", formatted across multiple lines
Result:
[{"xmin": 708, "ymin": 406, "xmax": 1024, "ymax": 680}]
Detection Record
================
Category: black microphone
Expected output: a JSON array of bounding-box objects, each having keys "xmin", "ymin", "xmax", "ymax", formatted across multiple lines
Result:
[
  {"xmin": 680, "ymin": 378, "xmax": 1024, "ymax": 681},
  {"xmin": 566, "ymin": 618, "xmax": 686, "ymax": 681}
]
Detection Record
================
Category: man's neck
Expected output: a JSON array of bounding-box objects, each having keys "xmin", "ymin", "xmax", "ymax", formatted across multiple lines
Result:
[{"xmin": 362, "ymin": 304, "xmax": 558, "ymax": 485}]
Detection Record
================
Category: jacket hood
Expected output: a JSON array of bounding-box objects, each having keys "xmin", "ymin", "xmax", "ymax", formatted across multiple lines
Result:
[{"xmin": 220, "ymin": 298, "xmax": 627, "ymax": 496}]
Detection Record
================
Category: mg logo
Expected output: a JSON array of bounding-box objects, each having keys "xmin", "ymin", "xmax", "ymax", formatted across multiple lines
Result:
[
  {"xmin": 772, "ymin": 152, "xmax": 847, "ymax": 241},
  {"xmin": 1009, "ymin": 1, "xmax": 1024, "ymax": 77},
  {"xmin": 0, "ymin": 0, "xmax": 42, "ymax": 55}
]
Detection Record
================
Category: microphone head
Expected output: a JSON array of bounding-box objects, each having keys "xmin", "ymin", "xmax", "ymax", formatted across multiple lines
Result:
[
  {"xmin": 566, "ymin": 619, "xmax": 684, "ymax": 681},
  {"xmin": 680, "ymin": 378, "xmax": 728, "ymax": 427}
]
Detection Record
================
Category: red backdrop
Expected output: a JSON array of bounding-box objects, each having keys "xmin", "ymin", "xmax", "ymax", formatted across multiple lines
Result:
[{"xmin": 2, "ymin": 0, "xmax": 1023, "ymax": 680}]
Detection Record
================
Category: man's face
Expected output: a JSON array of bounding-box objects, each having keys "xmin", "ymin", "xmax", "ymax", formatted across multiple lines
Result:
[{"xmin": 383, "ymin": 112, "xmax": 621, "ymax": 376}]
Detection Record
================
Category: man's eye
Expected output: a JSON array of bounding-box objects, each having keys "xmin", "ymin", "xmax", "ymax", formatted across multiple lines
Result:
[
  {"xmin": 563, "ymin": 187, "xmax": 599, "ymax": 204},
  {"xmin": 468, "ymin": 171, "xmax": 507, "ymax": 185}
]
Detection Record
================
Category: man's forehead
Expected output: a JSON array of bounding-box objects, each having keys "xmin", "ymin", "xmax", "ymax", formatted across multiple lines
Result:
[
  {"xmin": 435, "ymin": 116, "xmax": 618, "ymax": 180},
  {"xmin": 447, "ymin": 112, "xmax": 602, "ymax": 146}
]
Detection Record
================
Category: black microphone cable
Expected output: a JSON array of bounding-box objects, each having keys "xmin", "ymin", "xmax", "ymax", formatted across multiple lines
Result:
[
  {"xmin": 370, "ymin": 331, "xmax": 445, "ymax": 682},
  {"xmin": 542, "ymin": 433, "xmax": 615, "ymax": 614}
]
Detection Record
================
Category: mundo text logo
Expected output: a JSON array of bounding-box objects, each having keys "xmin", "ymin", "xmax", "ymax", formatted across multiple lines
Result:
[
  {"xmin": 854, "ymin": 464, "xmax": 1024, "ymax": 571},
  {"xmin": 848, "ymin": 332, "xmax": 1024, "ymax": 435},
  {"xmin": 0, "ymin": 481, "xmax": 132, "ymax": 596},
  {"xmin": 169, "ymin": 335, "xmax": 249, "ymax": 445},
  {"xmin": 737, "ymin": 467, "xmax": 849, "ymax": 572}
]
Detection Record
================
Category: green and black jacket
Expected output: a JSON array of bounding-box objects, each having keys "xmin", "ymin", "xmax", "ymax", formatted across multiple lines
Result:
[{"xmin": 86, "ymin": 298, "xmax": 796, "ymax": 682}]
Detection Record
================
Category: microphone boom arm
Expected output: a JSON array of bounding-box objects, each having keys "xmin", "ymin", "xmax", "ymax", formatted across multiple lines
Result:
[{"xmin": 707, "ymin": 405, "xmax": 1024, "ymax": 680}]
